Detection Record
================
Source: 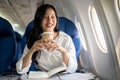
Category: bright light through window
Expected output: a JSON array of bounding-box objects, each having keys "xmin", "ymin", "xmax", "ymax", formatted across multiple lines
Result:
[
  {"xmin": 77, "ymin": 22, "xmax": 87, "ymax": 51},
  {"xmin": 115, "ymin": 0, "xmax": 120, "ymax": 20},
  {"xmin": 89, "ymin": 5, "xmax": 108, "ymax": 53},
  {"xmin": 118, "ymin": 0, "xmax": 120, "ymax": 11},
  {"xmin": 75, "ymin": 17, "xmax": 87, "ymax": 51}
]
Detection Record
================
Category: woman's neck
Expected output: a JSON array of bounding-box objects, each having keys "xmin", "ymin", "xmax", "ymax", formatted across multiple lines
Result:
[{"xmin": 53, "ymin": 32, "xmax": 59, "ymax": 40}]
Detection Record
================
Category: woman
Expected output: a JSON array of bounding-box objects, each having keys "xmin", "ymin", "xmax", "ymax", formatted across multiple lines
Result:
[{"xmin": 16, "ymin": 4, "xmax": 77, "ymax": 74}]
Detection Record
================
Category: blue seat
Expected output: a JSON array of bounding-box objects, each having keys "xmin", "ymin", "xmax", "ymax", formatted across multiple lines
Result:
[
  {"xmin": 21, "ymin": 21, "xmax": 33, "ymax": 52},
  {"xmin": 14, "ymin": 31, "xmax": 22, "ymax": 61},
  {"xmin": 58, "ymin": 17, "xmax": 81, "ymax": 60},
  {"xmin": 21, "ymin": 17, "xmax": 81, "ymax": 71},
  {"xmin": 10, "ymin": 32, "xmax": 22, "ymax": 72},
  {"xmin": 0, "ymin": 17, "xmax": 16, "ymax": 75}
]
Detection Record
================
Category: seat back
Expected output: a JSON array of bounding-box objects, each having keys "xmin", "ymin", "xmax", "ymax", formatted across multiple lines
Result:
[
  {"xmin": 14, "ymin": 31, "xmax": 22, "ymax": 60},
  {"xmin": 21, "ymin": 17, "xmax": 81, "ymax": 71},
  {"xmin": 10, "ymin": 32, "xmax": 22, "ymax": 70},
  {"xmin": 58, "ymin": 17, "xmax": 81, "ymax": 60},
  {"xmin": 0, "ymin": 17, "xmax": 16, "ymax": 74},
  {"xmin": 21, "ymin": 21, "xmax": 33, "ymax": 52}
]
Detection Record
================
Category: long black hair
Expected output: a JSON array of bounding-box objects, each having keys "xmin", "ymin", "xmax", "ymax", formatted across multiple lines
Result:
[{"xmin": 27, "ymin": 4, "xmax": 59, "ymax": 49}]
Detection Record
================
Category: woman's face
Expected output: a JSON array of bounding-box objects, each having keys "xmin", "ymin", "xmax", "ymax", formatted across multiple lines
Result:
[{"xmin": 42, "ymin": 8, "xmax": 57, "ymax": 32}]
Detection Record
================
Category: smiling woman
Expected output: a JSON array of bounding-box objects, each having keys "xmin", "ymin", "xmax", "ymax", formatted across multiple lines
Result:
[{"xmin": 16, "ymin": 4, "xmax": 77, "ymax": 75}]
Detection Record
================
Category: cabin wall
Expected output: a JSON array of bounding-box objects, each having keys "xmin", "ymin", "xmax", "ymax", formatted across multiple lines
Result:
[
  {"xmin": 69, "ymin": 0, "xmax": 120, "ymax": 80},
  {"xmin": 100, "ymin": 0, "xmax": 120, "ymax": 47},
  {"xmin": 93, "ymin": 0, "xmax": 120, "ymax": 80}
]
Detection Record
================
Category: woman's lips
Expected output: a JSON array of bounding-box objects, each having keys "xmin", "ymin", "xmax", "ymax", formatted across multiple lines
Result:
[{"xmin": 46, "ymin": 23, "xmax": 53, "ymax": 27}]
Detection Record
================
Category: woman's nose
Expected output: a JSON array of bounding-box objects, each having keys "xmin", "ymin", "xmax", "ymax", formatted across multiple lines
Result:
[{"xmin": 48, "ymin": 17, "xmax": 52, "ymax": 23}]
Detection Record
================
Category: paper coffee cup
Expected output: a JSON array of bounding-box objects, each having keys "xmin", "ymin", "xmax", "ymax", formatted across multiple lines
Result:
[{"xmin": 41, "ymin": 32, "xmax": 53, "ymax": 41}]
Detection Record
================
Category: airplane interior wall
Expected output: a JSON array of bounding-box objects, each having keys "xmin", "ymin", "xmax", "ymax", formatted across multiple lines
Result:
[
  {"xmin": 72, "ymin": 0, "xmax": 95, "ymax": 72},
  {"xmin": 100, "ymin": 0, "xmax": 120, "ymax": 46},
  {"xmin": 94, "ymin": 0, "xmax": 120, "ymax": 79},
  {"xmin": 72, "ymin": 0, "xmax": 120, "ymax": 80}
]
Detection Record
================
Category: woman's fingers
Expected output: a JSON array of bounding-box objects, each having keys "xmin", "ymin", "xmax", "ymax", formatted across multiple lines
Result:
[
  {"xmin": 31, "ymin": 39, "xmax": 63, "ymax": 52},
  {"xmin": 44, "ymin": 40, "xmax": 59, "ymax": 51},
  {"xmin": 30, "ymin": 40, "xmax": 45, "ymax": 52}
]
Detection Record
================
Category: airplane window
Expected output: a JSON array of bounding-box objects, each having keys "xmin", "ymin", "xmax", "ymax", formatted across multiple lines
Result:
[
  {"xmin": 75, "ymin": 17, "xmax": 87, "ymax": 51},
  {"xmin": 115, "ymin": 0, "xmax": 120, "ymax": 12},
  {"xmin": 118, "ymin": 0, "xmax": 120, "ymax": 12},
  {"xmin": 89, "ymin": 5, "xmax": 108, "ymax": 53},
  {"xmin": 115, "ymin": 0, "xmax": 120, "ymax": 20}
]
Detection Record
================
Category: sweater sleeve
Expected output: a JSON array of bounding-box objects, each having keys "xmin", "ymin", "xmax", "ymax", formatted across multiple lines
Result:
[
  {"xmin": 61, "ymin": 35, "xmax": 78, "ymax": 73},
  {"xmin": 16, "ymin": 46, "xmax": 32, "ymax": 74}
]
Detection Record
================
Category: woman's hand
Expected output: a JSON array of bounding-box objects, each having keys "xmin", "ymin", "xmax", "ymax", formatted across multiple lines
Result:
[
  {"xmin": 44, "ymin": 40, "xmax": 69, "ymax": 66},
  {"xmin": 44, "ymin": 40, "xmax": 65, "ymax": 53},
  {"xmin": 29, "ymin": 40, "xmax": 45, "ymax": 54},
  {"xmin": 22, "ymin": 40, "xmax": 45, "ymax": 69}
]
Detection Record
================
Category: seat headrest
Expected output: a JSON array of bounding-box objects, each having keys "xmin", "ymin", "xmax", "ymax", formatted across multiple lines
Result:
[
  {"xmin": 0, "ymin": 17, "xmax": 13, "ymax": 38},
  {"xmin": 58, "ymin": 17, "xmax": 78, "ymax": 37},
  {"xmin": 25, "ymin": 21, "xmax": 34, "ymax": 34}
]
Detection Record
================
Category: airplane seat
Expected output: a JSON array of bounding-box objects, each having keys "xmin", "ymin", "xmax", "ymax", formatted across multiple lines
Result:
[
  {"xmin": 14, "ymin": 31, "xmax": 22, "ymax": 60},
  {"xmin": 58, "ymin": 17, "xmax": 81, "ymax": 60},
  {"xmin": 21, "ymin": 21, "xmax": 33, "ymax": 52},
  {"xmin": 21, "ymin": 17, "xmax": 81, "ymax": 71},
  {"xmin": 10, "ymin": 31, "xmax": 22, "ymax": 73},
  {"xmin": 0, "ymin": 17, "xmax": 16, "ymax": 75}
]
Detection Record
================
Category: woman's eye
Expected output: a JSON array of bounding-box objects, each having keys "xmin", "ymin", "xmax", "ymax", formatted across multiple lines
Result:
[
  {"xmin": 51, "ymin": 16, "xmax": 55, "ymax": 18},
  {"xmin": 44, "ymin": 15, "xmax": 48, "ymax": 18}
]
